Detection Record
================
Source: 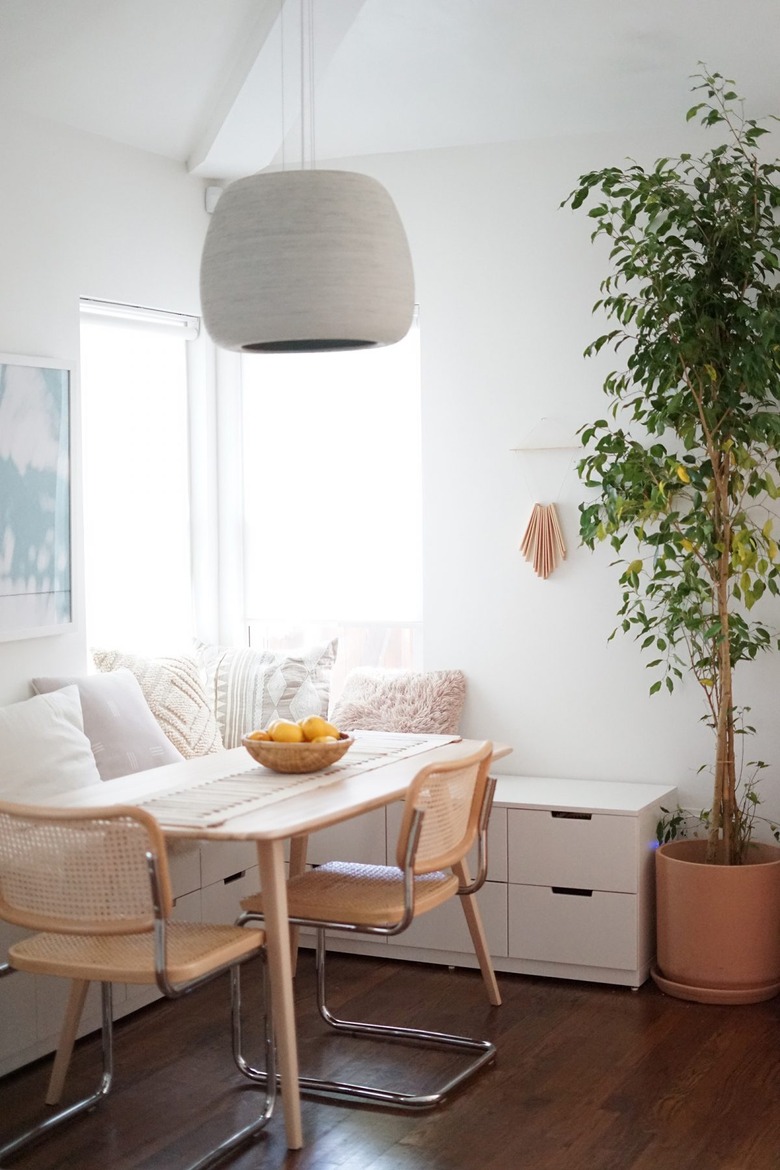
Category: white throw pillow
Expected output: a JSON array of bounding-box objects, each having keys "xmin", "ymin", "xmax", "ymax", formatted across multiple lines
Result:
[
  {"xmin": 32, "ymin": 670, "xmax": 184, "ymax": 780},
  {"xmin": 329, "ymin": 668, "xmax": 467, "ymax": 735},
  {"xmin": 91, "ymin": 650, "xmax": 223, "ymax": 758},
  {"xmin": 0, "ymin": 687, "xmax": 102, "ymax": 803},
  {"xmin": 194, "ymin": 638, "xmax": 338, "ymax": 748}
]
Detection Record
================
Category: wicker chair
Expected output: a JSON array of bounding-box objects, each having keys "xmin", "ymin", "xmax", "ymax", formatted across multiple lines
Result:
[
  {"xmin": 0, "ymin": 801, "xmax": 275, "ymax": 1169},
  {"xmin": 239, "ymin": 740, "xmax": 499, "ymax": 1109}
]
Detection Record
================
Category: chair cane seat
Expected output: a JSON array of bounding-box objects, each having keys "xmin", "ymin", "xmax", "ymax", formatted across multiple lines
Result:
[
  {"xmin": 243, "ymin": 861, "xmax": 459, "ymax": 927},
  {"xmin": 10, "ymin": 921, "xmax": 265, "ymax": 984}
]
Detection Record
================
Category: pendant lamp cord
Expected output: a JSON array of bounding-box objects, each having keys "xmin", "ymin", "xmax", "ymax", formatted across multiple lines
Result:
[
  {"xmin": 299, "ymin": 0, "xmax": 305, "ymax": 166},
  {"xmin": 280, "ymin": 0, "xmax": 286, "ymax": 170},
  {"xmin": 300, "ymin": 0, "xmax": 316, "ymax": 169},
  {"xmin": 308, "ymin": 0, "xmax": 316, "ymax": 168}
]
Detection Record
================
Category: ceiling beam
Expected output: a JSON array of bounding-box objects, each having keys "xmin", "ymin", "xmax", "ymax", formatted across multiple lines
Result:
[
  {"xmin": 187, "ymin": 0, "xmax": 368, "ymax": 181},
  {"xmin": 186, "ymin": 0, "xmax": 281, "ymax": 176}
]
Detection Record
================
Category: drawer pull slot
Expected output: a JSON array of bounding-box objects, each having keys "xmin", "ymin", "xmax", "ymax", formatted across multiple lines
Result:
[
  {"xmin": 551, "ymin": 886, "xmax": 593, "ymax": 897},
  {"xmin": 224, "ymin": 870, "xmax": 246, "ymax": 885},
  {"xmin": 550, "ymin": 811, "xmax": 592, "ymax": 820}
]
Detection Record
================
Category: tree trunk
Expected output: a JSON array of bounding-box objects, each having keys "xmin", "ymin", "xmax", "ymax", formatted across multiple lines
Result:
[{"xmin": 707, "ymin": 481, "xmax": 737, "ymax": 864}]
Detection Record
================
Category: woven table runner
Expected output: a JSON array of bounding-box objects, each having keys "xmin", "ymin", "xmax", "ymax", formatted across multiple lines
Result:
[{"xmin": 137, "ymin": 732, "xmax": 459, "ymax": 828}]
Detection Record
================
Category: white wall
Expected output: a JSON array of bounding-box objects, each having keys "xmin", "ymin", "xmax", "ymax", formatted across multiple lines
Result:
[
  {"xmin": 337, "ymin": 128, "xmax": 780, "ymax": 833},
  {"xmin": 0, "ymin": 110, "xmax": 206, "ymax": 706}
]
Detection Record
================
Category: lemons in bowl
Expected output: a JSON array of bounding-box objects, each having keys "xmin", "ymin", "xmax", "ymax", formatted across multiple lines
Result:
[{"xmin": 243, "ymin": 716, "xmax": 352, "ymax": 773}]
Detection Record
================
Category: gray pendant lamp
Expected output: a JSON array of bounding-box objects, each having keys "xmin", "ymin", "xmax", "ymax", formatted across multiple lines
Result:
[
  {"xmin": 200, "ymin": 167, "xmax": 415, "ymax": 352},
  {"xmin": 199, "ymin": 0, "xmax": 414, "ymax": 354}
]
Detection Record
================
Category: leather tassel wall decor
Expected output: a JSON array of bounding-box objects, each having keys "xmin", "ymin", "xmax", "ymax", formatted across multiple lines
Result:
[{"xmin": 520, "ymin": 503, "xmax": 566, "ymax": 579}]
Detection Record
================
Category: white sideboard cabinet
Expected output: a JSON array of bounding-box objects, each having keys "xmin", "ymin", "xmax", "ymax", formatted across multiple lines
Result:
[{"xmin": 500, "ymin": 776, "xmax": 677, "ymax": 988}]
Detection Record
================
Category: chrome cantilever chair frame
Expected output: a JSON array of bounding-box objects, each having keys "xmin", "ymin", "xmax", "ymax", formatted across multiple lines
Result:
[
  {"xmin": 0, "ymin": 802, "xmax": 275, "ymax": 1170},
  {"xmin": 238, "ymin": 744, "xmax": 499, "ymax": 1109}
]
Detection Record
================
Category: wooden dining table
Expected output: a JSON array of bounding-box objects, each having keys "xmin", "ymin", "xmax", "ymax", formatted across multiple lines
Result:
[{"xmin": 55, "ymin": 731, "xmax": 510, "ymax": 1149}]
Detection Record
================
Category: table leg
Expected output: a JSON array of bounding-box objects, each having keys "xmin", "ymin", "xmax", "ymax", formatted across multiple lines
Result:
[
  {"xmin": 257, "ymin": 838, "xmax": 303, "ymax": 1149},
  {"xmin": 287, "ymin": 834, "xmax": 309, "ymax": 977}
]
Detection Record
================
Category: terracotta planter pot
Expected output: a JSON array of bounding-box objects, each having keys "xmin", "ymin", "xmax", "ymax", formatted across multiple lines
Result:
[{"xmin": 653, "ymin": 839, "xmax": 780, "ymax": 1004}]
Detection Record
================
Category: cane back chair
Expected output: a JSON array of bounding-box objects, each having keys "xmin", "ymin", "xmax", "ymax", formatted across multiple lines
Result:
[
  {"xmin": 0, "ymin": 801, "xmax": 274, "ymax": 1169},
  {"xmin": 239, "ymin": 739, "xmax": 499, "ymax": 1108}
]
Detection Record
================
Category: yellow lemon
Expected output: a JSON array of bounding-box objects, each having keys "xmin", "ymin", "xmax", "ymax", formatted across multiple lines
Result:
[
  {"xmin": 269, "ymin": 719, "xmax": 305, "ymax": 743},
  {"xmin": 312, "ymin": 734, "xmax": 338, "ymax": 744},
  {"xmin": 298, "ymin": 715, "xmax": 341, "ymax": 742},
  {"xmin": 246, "ymin": 729, "xmax": 271, "ymax": 741}
]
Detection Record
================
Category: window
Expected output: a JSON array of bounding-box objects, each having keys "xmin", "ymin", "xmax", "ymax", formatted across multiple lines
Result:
[
  {"xmin": 79, "ymin": 301, "xmax": 422, "ymax": 688},
  {"xmin": 241, "ymin": 316, "xmax": 423, "ymax": 692},
  {"xmin": 79, "ymin": 302, "xmax": 196, "ymax": 653}
]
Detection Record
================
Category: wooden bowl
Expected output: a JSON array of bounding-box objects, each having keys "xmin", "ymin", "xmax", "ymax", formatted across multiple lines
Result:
[{"xmin": 241, "ymin": 733, "xmax": 354, "ymax": 774}]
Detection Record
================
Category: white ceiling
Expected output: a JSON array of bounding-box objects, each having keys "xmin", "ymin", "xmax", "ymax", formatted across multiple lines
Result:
[{"xmin": 1, "ymin": 0, "xmax": 779, "ymax": 182}]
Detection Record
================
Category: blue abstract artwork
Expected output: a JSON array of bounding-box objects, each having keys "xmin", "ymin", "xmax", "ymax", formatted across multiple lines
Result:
[{"xmin": 0, "ymin": 356, "xmax": 72, "ymax": 639}]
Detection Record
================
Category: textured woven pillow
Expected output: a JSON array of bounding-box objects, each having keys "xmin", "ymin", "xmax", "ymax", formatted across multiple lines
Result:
[
  {"xmin": 0, "ymin": 686, "xmax": 102, "ymax": 802},
  {"xmin": 91, "ymin": 650, "xmax": 223, "ymax": 758},
  {"xmin": 329, "ymin": 668, "xmax": 467, "ymax": 735},
  {"xmin": 194, "ymin": 638, "xmax": 338, "ymax": 748},
  {"xmin": 32, "ymin": 670, "xmax": 184, "ymax": 779}
]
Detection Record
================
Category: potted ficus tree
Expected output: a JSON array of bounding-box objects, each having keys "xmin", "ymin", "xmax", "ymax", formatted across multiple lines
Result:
[{"xmin": 563, "ymin": 68, "xmax": 780, "ymax": 1003}]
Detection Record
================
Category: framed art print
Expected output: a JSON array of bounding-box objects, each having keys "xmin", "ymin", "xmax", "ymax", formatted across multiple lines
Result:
[{"xmin": 0, "ymin": 353, "xmax": 73, "ymax": 640}]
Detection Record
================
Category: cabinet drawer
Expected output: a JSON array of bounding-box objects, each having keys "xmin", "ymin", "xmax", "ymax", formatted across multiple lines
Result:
[
  {"xmin": 306, "ymin": 808, "xmax": 387, "ymax": 866},
  {"xmin": 388, "ymin": 881, "xmax": 507, "ymax": 957},
  {"xmin": 507, "ymin": 808, "xmax": 637, "ymax": 892},
  {"xmin": 508, "ymin": 884, "xmax": 638, "ymax": 971},
  {"xmin": 201, "ymin": 866, "xmax": 260, "ymax": 922},
  {"xmin": 0, "ymin": 970, "xmax": 36, "ymax": 1062},
  {"xmin": 166, "ymin": 839, "xmax": 201, "ymax": 898},
  {"xmin": 172, "ymin": 887, "xmax": 203, "ymax": 923},
  {"xmin": 200, "ymin": 840, "xmax": 258, "ymax": 887}
]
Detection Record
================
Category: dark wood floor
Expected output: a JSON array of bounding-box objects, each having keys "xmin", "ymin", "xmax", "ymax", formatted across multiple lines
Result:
[{"xmin": 1, "ymin": 951, "xmax": 779, "ymax": 1170}]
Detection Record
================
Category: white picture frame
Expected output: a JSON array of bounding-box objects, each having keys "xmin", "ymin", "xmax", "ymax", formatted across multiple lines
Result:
[{"xmin": 0, "ymin": 352, "xmax": 74, "ymax": 640}]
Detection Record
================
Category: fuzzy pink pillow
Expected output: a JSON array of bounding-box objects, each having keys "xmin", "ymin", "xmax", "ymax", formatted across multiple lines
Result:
[{"xmin": 329, "ymin": 668, "xmax": 466, "ymax": 735}]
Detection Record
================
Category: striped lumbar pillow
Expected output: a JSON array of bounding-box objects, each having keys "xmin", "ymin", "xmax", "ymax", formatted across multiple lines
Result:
[{"xmin": 193, "ymin": 638, "xmax": 337, "ymax": 749}]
